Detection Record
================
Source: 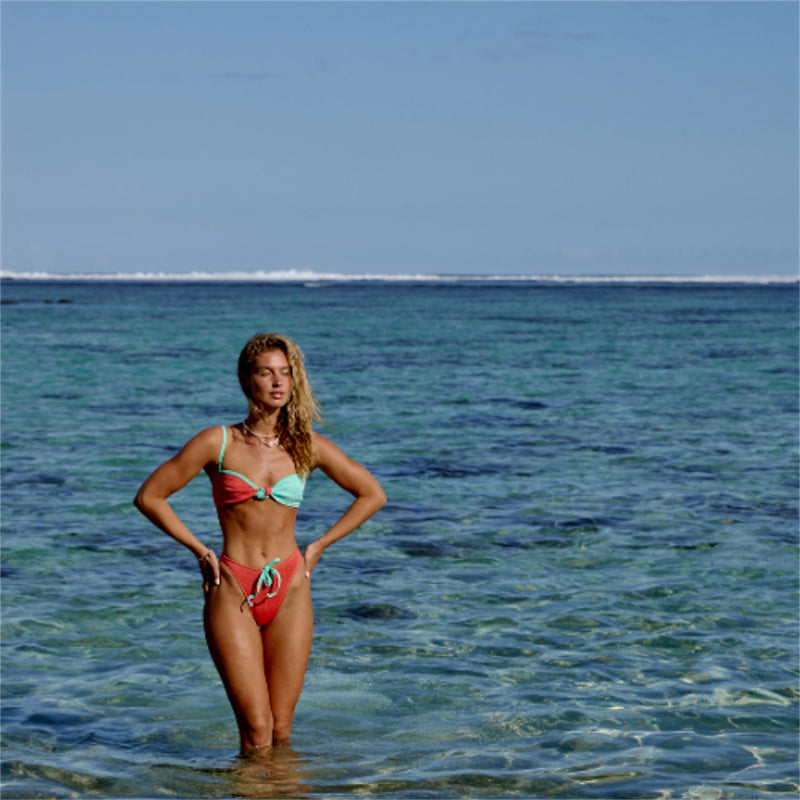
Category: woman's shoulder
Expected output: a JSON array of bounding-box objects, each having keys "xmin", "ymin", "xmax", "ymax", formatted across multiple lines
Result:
[
  {"xmin": 179, "ymin": 425, "xmax": 226, "ymax": 459},
  {"xmin": 312, "ymin": 430, "xmax": 330, "ymax": 446},
  {"xmin": 312, "ymin": 430, "xmax": 348, "ymax": 466},
  {"xmin": 312, "ymin": 430, "xmax": 335, "ymax": 451},
  {"xmin": 192, "ymin": 425, "xmax": 226, "ymax": 444}
]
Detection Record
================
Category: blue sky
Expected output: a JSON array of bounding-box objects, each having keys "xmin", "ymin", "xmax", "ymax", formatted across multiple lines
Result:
[{"xmin": 2, "ymin": 1, "xmax": 797, "ymax": 277}]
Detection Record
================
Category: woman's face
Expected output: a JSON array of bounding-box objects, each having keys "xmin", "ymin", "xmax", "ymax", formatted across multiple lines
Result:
[{"xmin": 247, "ymin": 349, "xmax": 293, "ymax": 412}]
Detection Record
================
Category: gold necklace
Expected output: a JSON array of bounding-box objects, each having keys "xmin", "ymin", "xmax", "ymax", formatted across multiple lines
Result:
[{"xmin": 242, "ymin": 421, "xmax": 281, "ymax": 448}]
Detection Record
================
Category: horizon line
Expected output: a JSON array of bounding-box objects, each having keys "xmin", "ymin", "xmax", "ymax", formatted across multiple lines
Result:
[{"xmin": 1, "ymin": 269, "xmax": 797, "ymax": 285}]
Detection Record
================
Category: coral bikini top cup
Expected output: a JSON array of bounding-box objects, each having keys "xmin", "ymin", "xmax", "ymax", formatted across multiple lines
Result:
[{"xmin": 211, "ymin": 426, "xmax": 306, "ymax": 509}]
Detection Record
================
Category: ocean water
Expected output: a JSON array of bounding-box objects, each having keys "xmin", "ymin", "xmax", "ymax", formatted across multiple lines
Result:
[{"xmin": 1, "ymin": 277, "xmax": 797, "ymax": 799}]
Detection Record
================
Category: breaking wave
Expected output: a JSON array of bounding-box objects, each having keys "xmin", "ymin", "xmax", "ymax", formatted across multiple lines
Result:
[{"xmin": 2, "ymin": 269, "xmax": 797, "ymax": 284}]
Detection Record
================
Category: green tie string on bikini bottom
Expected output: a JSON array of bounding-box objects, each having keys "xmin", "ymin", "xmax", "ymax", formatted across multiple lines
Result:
[{"xmin": 247, "ymin": 558, "xmax": 282, "ymax": 606}]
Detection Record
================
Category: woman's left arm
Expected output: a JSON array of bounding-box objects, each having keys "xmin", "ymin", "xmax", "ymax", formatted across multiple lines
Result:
[{"xmin": 303, "ymin": 433, "xmax": 386, "ymax": 577}]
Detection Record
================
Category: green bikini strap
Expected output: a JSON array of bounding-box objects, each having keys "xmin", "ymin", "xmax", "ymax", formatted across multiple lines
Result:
[{"xmin": 218, "ymin": 425, "xmax": 227, "ymax": 470}]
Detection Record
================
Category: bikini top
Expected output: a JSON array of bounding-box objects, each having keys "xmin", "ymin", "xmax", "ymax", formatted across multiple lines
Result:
[{"xmin": 210, "ymin": 426, "xmax": 306, "ymax": 509}]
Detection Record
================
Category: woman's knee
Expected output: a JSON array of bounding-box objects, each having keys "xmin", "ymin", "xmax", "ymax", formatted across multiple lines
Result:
[
  {"xmin": 239, "ymin": 710, "xmax": 274, "ymax": 748},
  {"xmin": 271, "ymin": 713, "xmax": 293, "ymax": 744}
]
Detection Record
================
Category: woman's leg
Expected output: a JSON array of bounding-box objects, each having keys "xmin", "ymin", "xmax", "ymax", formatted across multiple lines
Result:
[
  {"xmin": 204, "ymin": 571, "xmax": 274, "ymax": 754},
  {"xmin": 261, "ymin": 567, "xmax": 314, "ymax": 743}
]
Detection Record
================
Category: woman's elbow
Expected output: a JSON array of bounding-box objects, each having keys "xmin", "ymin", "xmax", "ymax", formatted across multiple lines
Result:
[
  {"xmin": 133, "ymin": 485, "xmax": 155, "ymax": 515},
  {"xmin": 357, "ymin": 483, "xmax": 386, "ymax": 515},
  {"xmin": 133, "ymin": 488, "xmax": 146, "ymax": 513}
]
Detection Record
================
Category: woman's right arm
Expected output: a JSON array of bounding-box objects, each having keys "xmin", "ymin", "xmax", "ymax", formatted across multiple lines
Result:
[{"xmin": 134, "ymin": 427, "xmax": 221, "ymax": 586}]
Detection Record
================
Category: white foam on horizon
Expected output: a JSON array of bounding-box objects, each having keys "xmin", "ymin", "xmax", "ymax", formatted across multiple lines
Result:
[{"xmin": 1, "ymin": 268, "xmax": 797, "ymax": 285}]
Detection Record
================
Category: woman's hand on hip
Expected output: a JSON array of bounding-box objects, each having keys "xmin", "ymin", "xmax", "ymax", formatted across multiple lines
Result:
[
  {"xmin": 199, "ymin": 550, "xmax": 220, "ymax": 593},
  {"xmin": 303, "ymin": 541, "xmax": 323, "ymax": 580}
]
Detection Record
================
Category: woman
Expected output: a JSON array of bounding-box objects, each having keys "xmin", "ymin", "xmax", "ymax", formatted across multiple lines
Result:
[{"xmin": 134, "ymin": 332, "xmax": 386, "ymax": 754}]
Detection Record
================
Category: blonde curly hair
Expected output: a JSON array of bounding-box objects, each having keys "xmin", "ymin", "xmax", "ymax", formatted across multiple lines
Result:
[{"xmin": 237, "ymin": 333, "xmax": 322, "ymax": 476}]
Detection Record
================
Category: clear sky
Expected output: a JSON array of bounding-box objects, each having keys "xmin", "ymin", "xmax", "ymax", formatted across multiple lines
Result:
[{"xmin": 2, "ymin": 1, "xmax": 798, "ymax": 277}]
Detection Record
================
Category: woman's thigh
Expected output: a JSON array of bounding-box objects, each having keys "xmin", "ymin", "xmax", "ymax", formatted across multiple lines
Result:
[
  {"xmin": 262, "ymin": 570, "xmax": 314, "ymax": 730},
  {"xmin": 204, "ymin": 572, "xmax": 271, "ymax": 725}
]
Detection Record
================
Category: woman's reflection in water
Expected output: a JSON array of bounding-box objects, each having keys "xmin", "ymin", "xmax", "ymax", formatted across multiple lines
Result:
[{"xmin": 228, "ymin": 743, "xmax": 311, "ymax": 798}]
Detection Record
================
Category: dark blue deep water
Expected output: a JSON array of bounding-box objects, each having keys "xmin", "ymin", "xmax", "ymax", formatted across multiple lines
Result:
[{"xmin": 2, "ymin": 279, "xmax": 798, "ymax": 798}]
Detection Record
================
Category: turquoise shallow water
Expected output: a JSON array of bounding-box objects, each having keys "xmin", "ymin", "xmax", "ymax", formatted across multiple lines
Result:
[{"xmin": 1, "ymin": 279, "xmax": 798, "ymax": 799}]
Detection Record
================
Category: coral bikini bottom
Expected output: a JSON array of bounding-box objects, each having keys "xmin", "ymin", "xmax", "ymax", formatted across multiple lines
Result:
[{"xmin": 219, "ymin": 549, "xmax": 303, "ymax": 627}]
